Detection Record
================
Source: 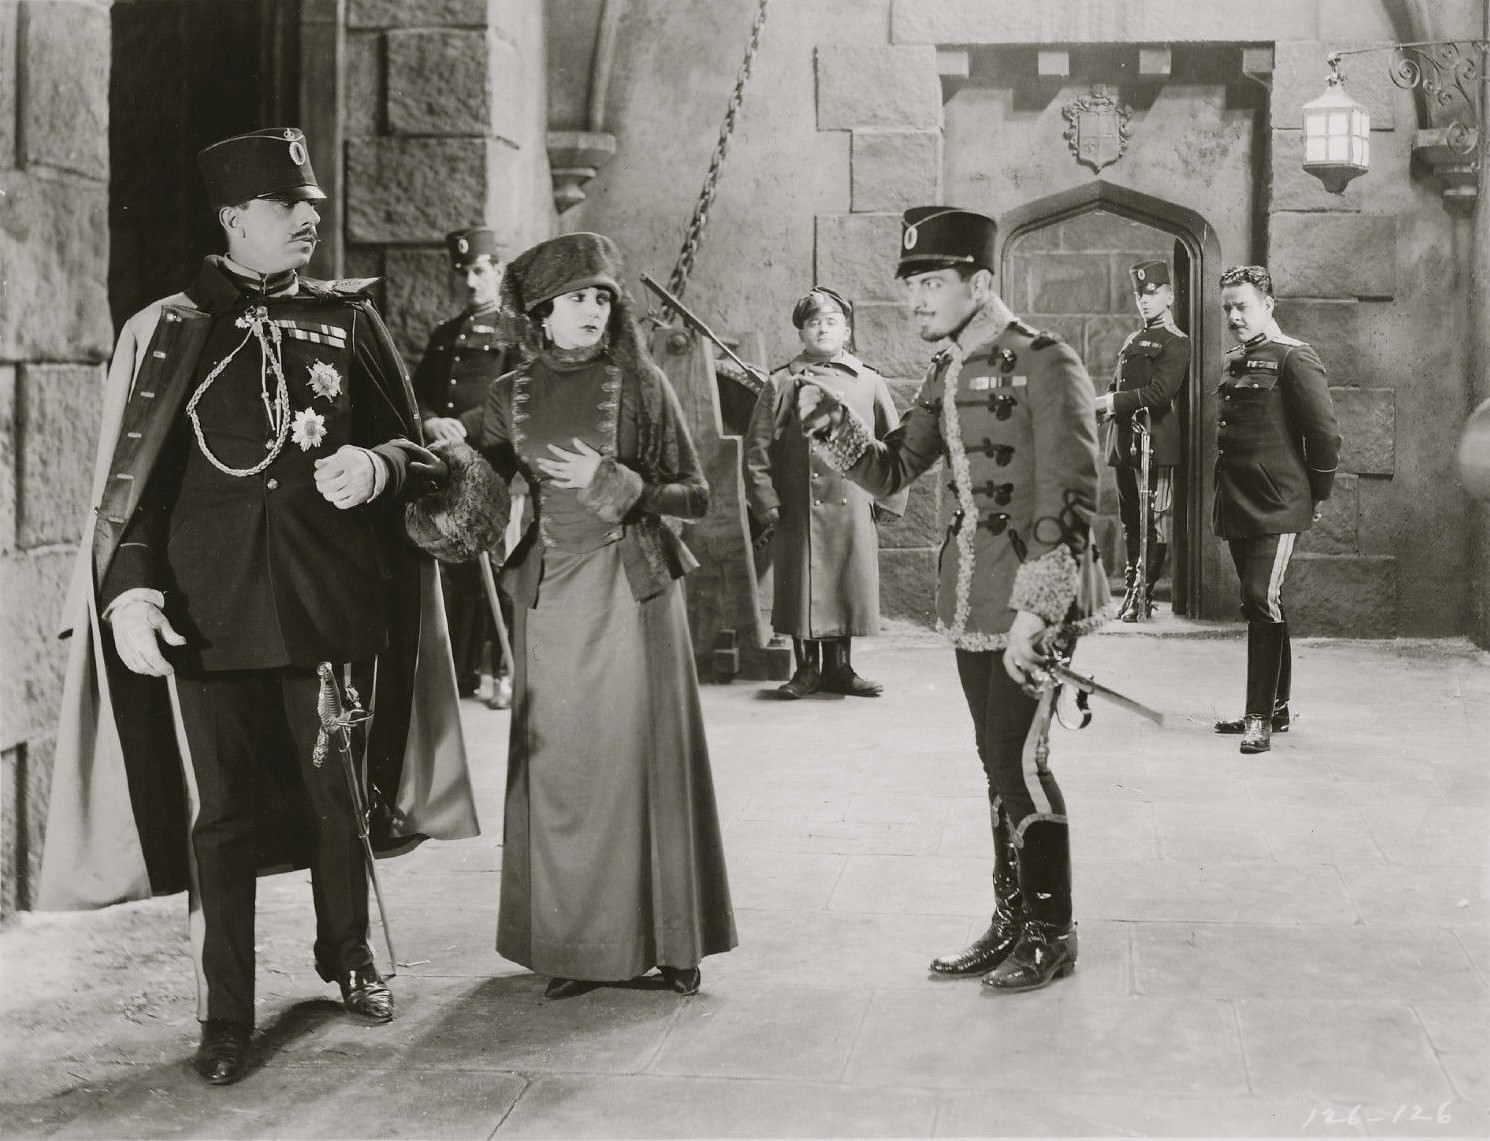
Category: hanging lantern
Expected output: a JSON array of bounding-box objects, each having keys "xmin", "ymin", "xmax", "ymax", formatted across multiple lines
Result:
[{"xmin": 1302, "ymin": 57, "xmax": 1371, "ymax": 193}]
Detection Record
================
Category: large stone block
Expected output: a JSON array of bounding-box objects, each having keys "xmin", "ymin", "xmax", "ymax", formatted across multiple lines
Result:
[
  {"xmin": 21, "ymin": 0, "xmax": 108, "ymax": 180},
  {"xmin": 0, "ymin": 2, "xmax": 16, "ymax": 168},
  {"xmin": 1272, "ymin": 299, "xmax": 1364, "ymax": 385},
  {"xmin": 345, "ymin": 31, "xmax": 385, "ymax": 138},
  {"xmin": 348, "ymin": 0, "xmax": 487, "ymax": 28},
  {"xmin": 1270, "ymin": 42, "xmax": 1398, "ymax": 133},
  {"xmin": 0, "ymin": 366, "xmax": 14, "ymax": 554},
  {"xmin": 383, "ymin": 248, "xmax": 460, "ymax": 364},
  {"xmin": 1332, "ymin": 386, "xmax": 1395, "ymax": 476},
  {"xmin": 1287, "ymin": 553, "xmax": 1398, "ymax": 636},
  {"xmin": 387, "ymin": 29, "xmax": 489, "ymax": 136},
  {"xmin": 18, "ymin": 364, "xmax": 103, "ymax": 550},
  {"xmin": 1084, "ymin": 315, "xmax": 1136, "ymax": 386},
  {"xmin": 892, "ymin": 1, "xmax": 1318, "ymax": 44},
  {"xmin": 877, "ymin": 463, "xmax": 944, "ymax": 549},
  {"xmin": 1023, "ymin": 253, "xmax": 1111, "ymax": 314},
  {"xmin": 1269, "ymin": 130, "xmax": 1366, "ymax": 213},
  {"xmin": 1269, "ymin": 214, "xmax": 1397, "ymax": 300},
  {"xmin": 815, "ymin": 214, "xmax": 904, "ymax": 304},
  {"xmin": 0, "ymin": 733, "xmax": 54, "ymax": 914},
  {"xmin": 879, "ymin": 547, "xmax": 938, "ymax": 626},
  {"xmin": 346, "ymin": 138, "xmax": 489, "ymax": 243},
  {"xmin": 853, "ymin": 303, "xmax": 936, "ymax": 379},
  {"xmin": 851, "ymin": 131, "xmax": 940, "ymax": 213},
  {"xmin": 0, "ymin": 171, "xmax": 113, "ymax": 361},
  {"xmin": 817, "ymin": 45, "xmax": 941, "ymax": 131},
  {"xmin": 0, "ymin": 549, "xmax": 74, "ymax": 751},
  {"xmin": 1297, "ymin": 472, "xmax": 1358, "ymax": 555}
]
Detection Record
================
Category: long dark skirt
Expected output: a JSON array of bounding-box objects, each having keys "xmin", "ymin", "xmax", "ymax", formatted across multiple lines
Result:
[{"xmin": 496, "ymin": 540, "xmax": 737, "ymax": 980}]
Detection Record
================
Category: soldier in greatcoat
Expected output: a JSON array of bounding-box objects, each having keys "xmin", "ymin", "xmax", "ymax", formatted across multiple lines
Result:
[
  {"xmin": 798, "ymin": 207, "xmax": 1108, "ymax": 992},
  {"xmin": 742, "ymin": 287, "xmax": 907, "ymax": 698},
  {"xmin": 411, "ymin": 227, "xmax": 520, "ymax": 703},
  {"xmin": 1094, "ymin": 260, "xmax": 1190, "ymax": 620},
  {"xmin": 1212, "ymin": 265, "xmax": 1341, "ymax": 754},
  {"xmin": 38, "ymin": 129, "xmax": 479, "ymax": 1086}
]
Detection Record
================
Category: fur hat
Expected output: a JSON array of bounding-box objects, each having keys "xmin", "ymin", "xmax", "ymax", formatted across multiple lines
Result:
[
  {"xmin": 498, "ymin": 231, "xmax": 659, "ymax": 379},
  {"xmin": 403, "ymin": 440, "xmax": 509, "ymax": 564}
]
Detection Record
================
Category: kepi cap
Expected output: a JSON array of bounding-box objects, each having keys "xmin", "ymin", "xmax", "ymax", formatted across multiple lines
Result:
[
  {"xmin": 896, "ymin": 206, "xmax": 997, "ymax": 279},
  {"xmin": 197, "ymin": 127, "xmax": 324, "ymax": 207},
  {"xmin": 446, "ymin": 227, "xmax": 500, "ymax": 270},
  {"xmin": 791, "ymin": 287, "xmax": 852, "ymax": 329},
  {"xmin": 1129, "ymin": 260, "xmax": 1171, "ymax": 292}
]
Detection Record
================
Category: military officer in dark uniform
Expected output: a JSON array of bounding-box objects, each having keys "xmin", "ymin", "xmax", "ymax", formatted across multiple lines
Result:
[
  {"xmin": 411, "ymin": 227, "xmax": 519, "ymax": 702},
  {"xmin": 1213, "ymin": 265, "xmax": 1341, "ymax": 754},
  {"xmin": 1094, "ymin": 260, "xmax": 1190, "ymax": 620},
  {"xmin": 798, "ymin": 207, "xmax": 1107, "ymax": 993},
  {"xmin": 86, "ymin": 129, "xmax": 475, "ymax": 1085}
]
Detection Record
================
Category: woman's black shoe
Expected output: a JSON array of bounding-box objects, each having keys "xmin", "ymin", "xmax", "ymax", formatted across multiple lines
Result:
[
  {"xmin": 192, "ymin": 1019, "xmax": 251, "ymax": 1085},
  {"xmin": 660, "ymin": 966, "xmax": 701, "ymax": 995},
  {"xmin": 544, "ymin": 976, "xmax": 599, "ymax": 999}
]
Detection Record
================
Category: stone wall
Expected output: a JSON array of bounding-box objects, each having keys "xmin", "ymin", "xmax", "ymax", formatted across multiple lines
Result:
[
  {"xmin": 0, "ymin": 0, "xmax": 114, "ymax": 914},
  {"xmin": 345, "ymin": 0, "xmax": 555, "ymax": 362}
]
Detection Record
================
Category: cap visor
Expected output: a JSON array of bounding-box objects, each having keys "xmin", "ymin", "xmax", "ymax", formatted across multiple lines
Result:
[{"xmin": 265, "ymin": 184, "xmax": 327, "ymax": 203}]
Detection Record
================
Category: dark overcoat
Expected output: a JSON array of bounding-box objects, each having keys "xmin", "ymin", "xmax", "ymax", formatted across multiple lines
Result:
[{"xmin": 1104, "ymin": 320, "xmax": 1189, "ymax": 468}]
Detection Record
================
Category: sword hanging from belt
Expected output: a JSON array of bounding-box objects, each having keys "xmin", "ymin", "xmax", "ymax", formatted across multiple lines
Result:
[
  {"xmin": 1132, "ymin": 406, "xmax": 1154, "ymax": 623},
  {"xmin": 1024, "ymin": 635, "xmax": 1165, "ymax": 772},
  {"xmin": 313, "ymin": 663, "xmax": 398, "ymax": 977}
]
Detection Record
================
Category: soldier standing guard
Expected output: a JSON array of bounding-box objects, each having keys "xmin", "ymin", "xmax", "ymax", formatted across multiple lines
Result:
[
  {"xmin": 411, "ymin": 227, "xmax": 520, "ymax": 703},
  {"xmin": 742, "ymin": 287, "xmax": 907, "ymax": 698},
  {"xmin": 798, "ymin": 207, "xmax": 1107, "ymax": 991},
  {"xmin": 1094, "ymin": 260, "xmax": 1190, "ymax": 621},
  {"xmin": 1212, "ymin": 265, "xmax": 1341, "ymax": 754},
  {"xmin": 38, "ymin": 128, "xmax": 479, "ymax": 1087}
]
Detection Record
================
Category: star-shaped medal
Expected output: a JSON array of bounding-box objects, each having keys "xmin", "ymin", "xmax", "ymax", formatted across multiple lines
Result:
[
  {"xmin": 307, "ymin": 360, "xmax": 343, "ymax": 400},
  {"xmin": 291, "ymin": 408, "xmax": 327, "ymax": 451}
]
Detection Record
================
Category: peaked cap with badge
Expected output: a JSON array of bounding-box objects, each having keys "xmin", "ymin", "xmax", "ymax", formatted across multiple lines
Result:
[
  {"xmin": 197, "ymin": 127, "xmax": 326, "ymax": 206},
  {"xmin": 446, "ymin": 226, "xmax": 501, "ymax": 270},
  {"xmin": 896, "ymin": 206, "xmax": 998, "ymax": 279}
]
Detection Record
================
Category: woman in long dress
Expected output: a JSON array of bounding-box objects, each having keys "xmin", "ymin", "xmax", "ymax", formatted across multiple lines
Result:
[{"xmin": 474, "ymin": 232, "xmax": 735, "ymax": 998}]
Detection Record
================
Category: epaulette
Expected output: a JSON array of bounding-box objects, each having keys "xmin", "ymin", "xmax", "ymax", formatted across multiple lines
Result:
[
  {"xmin": 1162, "ymin": 319, "xmax": 1189, "ymax": 339},
  {"xmin": 1225, "ymin": 343, "xmax": 1246, "ymax": 359},
  {"xmin": 303, "ymin": 276, "xmax": 381, "ymax": 298},
  {"xmin": 1008, "ymin": 319, "xmax": 1062, "ymax": 350},
  {"xmin": 1272, "ymin": 333, "xmax": 1306, "ymax": 347}
]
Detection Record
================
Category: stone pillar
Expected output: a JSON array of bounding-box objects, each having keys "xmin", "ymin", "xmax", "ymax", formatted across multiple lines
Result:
[
  {"xmin": 0, "ymin": 0, "xmax": 114, "ymax": 915},
  {"xmin": 343, "ymin": 0, "xmax": 554, "ymax": 361},
  {"xmin": 1469, "ymin": 2, "xmax": 1490, "ymax": 649}
]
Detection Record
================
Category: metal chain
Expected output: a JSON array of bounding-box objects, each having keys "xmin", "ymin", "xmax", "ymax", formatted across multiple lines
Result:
[{"xmin": 665, "ymin": 0, "xmax": 772, "ymax": 304}]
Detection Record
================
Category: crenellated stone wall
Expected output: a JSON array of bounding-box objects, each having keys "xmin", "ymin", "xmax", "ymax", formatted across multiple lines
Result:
[
  {"xmin": 0, "ymin": 0, "xmax": 114, "ymax": 914},
  {"xmin": 344, "ymin": 0, "xmax": 555, "ymax": 362}
]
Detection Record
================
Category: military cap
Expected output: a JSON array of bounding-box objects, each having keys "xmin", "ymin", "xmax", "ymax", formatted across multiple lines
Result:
[
  {"xmin": 791, "ymin": 287, "xmax": 852, "ymax": 329},
  {"xmin": 1129, "ymin": 260, "xmax": 1171, "ymax": 292},
  {"xmin": 896, "ymin": 206, "xmax": 997, "ymax": 279},
  {"xmin": 197, "ymin": 127, "xmax": 325, "ymax": 207},
  {"xmin": 446, "ymin": 227, "xmax": 501, "ymax": 270}
]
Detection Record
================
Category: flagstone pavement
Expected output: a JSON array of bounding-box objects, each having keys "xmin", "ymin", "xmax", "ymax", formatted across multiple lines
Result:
[{"xmin": 2, "ymin": 621, "xmax": 1487, "ymax": 1139}]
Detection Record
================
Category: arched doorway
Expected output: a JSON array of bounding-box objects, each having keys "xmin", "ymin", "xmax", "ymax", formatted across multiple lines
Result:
[{"xmin": 997, "ymin": 182, "xmax": 1225, "ymax": 619}]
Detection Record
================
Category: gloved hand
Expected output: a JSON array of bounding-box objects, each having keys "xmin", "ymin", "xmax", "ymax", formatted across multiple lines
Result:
[
  {"xmin": 796, "ymin": 382, "xmax": 845, "ymax": 438},
  {"xmin": 315, "ymin": 445, "xmax": 380, "ymax": 509},
  {"xmin": 422, "ymin": 416, "xmax": 467, "ymax": 445},
  {"xmin": 111, "ymin": 599, "xmax": 187, "ymax": 677}
]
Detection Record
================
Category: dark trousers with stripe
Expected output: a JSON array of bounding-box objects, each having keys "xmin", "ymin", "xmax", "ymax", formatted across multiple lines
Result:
[
  {"xmin": 1228, "ymin": 534, "xmax": 1297, "ymax": 714},
  {"xmin": 175, "ymin": 667, "xmax": 371, "ymax": 1027}
]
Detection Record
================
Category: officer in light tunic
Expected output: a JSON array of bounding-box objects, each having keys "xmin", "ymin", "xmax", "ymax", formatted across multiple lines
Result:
[
  {"xmin": 39, "ymin": 128, "xmax": 478, "ymax": 1087},
  {"xmin": 742, "ymin": 287, "xmax": 907, "ymax": 698},
  {"xmin": 411, "ymin": 227, "xmax": 519, "ymax": 702},
  {"xmin": 798, "ymin": 207, "xmax": 1107, "ymax": 993},
  {"xmin": 1212, "ymin": 265, "xmax": 1341, "ymax": 754},
  {"xmin": 1094, "ymin": 260, "xmax": 1190, "ymax": 620}
]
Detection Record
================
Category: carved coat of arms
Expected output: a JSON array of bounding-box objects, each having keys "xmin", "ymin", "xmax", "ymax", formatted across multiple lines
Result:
[{"xmin": 1061, "ymin": 85, "xmax": 1133, "ymax": 173}]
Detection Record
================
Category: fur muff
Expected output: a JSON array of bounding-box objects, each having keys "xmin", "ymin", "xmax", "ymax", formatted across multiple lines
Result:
[
  {"xmin": 403, "ymin": 439, "xmax": 510, "ymax": 563},
  {"xmin": 577, "ymin": 456, "xmax": 645, "ymax": 524}
]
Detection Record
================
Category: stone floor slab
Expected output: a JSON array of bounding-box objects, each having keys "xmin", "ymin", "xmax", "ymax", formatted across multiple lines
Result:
[
  {"xmin": 1080, "ymin": 860, "xmax": 1359, "ymax": 924},
  {"xmin": 1337, "ymin": 864, "xmax": 1490, "ymax": 926},
  {"xmin": 725, "ymin": 850, "xmax": 848, "ymax": 911},
  {"xmin": 829, "ymin": 854, "xmax": 990, "ymax": 917},
  {"xmin": 1235, "ymin": 999, "xmax": 1457, "ymax": 1103},
  {"xmin": 1412, "ymin": 999, "xmax": 1490, "ymax": 1104}
]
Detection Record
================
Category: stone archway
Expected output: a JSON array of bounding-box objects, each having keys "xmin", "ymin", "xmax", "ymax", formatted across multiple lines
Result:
[{"xmin": 997, "ymin": 182, "xmax": 1227, "ymax": 619}]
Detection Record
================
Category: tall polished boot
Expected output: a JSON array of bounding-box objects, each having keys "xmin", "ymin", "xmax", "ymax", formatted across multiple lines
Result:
[
  {"xmin": 1115, "ymin": 562, "xmax": 1140, "ymax": 622},
  {"xmin": 982, "ymin": 821, "xmax": 1077, "ymax": 992},
  {"xmin": 931, "ymin": 805, "xmax": 1024, "ymax": 976},
  {"xmin": 820, "ymin": 638, "xmax": 882, "ymax": 697},
  {"xmin": 1141, "ymin": 541, "xmax": 1167, "ymax": 617},
  {"xmin": 1240, "ymin": 620, "xmax": 1286, "ymax": 754}
]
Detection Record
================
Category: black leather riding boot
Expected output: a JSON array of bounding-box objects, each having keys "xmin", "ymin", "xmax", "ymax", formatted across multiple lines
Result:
[
  {"xmin": 930, "ymin": 805, "xmax": 1025, "ymax": 976},
  {"xmin": 983, "ymin": 821, "xmax": 1077, "ymax": 992},
  {"xmin": 821, "ymin": 637, "xmax": 883, "ymax": 697},
  {"xmin": 777, "ymin": 639, "xmax": 821, "ymax": 699},
  {"xmin": 1241, "ymin": 621, "xmax": 1287, "ymax": 753}
]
